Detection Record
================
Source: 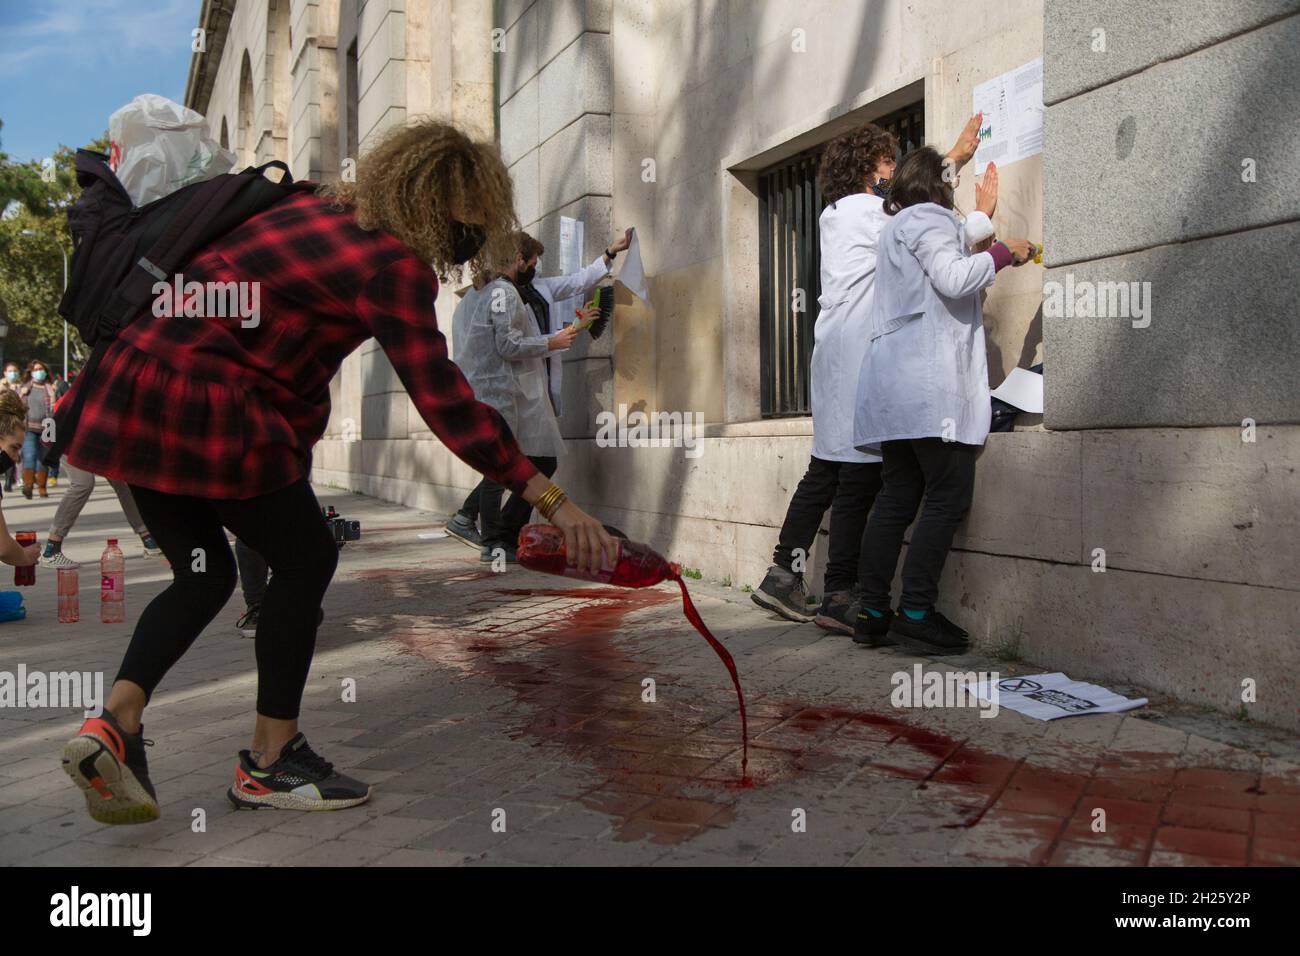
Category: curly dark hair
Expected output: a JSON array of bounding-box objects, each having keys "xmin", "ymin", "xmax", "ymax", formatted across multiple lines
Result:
[
  {"xmin": 817, "ymin": 124, "xmax": 899, "ymax": 205},
  {"xmin": 318, "ymin": 118, "xmax": 519, "ymax": 283}
]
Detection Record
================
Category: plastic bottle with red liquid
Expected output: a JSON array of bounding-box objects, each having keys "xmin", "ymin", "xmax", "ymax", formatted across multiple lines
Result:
[
  {"xmin": 100, "ymin": 538, "xmax": 125, "ymax": 623},
  {"xmin": 516, "ymin": 524, "xmax": 678, "ymax": 587},
  {"xmin": 516, "ymin": 523, "xmax": 750, "ymax": 782},
  {"xmin": 13, "ymin": 532, "xmax": 36, "ymax": 586}
]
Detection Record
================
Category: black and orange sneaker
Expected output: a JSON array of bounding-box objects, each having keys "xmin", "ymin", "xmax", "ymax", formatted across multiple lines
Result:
[
  {"xmin": 61, "ymin": 710, "xmax": 160, "ymax": 825},
  {"xmin": 228, "ymin": 733, "xmax": 372, "ymax": 812}
]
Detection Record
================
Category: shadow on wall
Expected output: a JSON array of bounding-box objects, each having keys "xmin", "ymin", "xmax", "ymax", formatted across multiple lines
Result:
[
  {"xmin": 985, "ymin": 301, "xmax": 1043, "ymax": 392},
  {"xmin": 556, "ymin": 0, "xmax": 883, "ymax": 588},
  {"xmin": 1048, "ymin": 23, "xmax": 1290, "ymax": 428}
]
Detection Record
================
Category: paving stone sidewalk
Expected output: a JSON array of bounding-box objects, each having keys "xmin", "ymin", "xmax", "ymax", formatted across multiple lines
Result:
[{"xmin": 1, "ymin": 482, "xmax": 1298, "ymax": 867}]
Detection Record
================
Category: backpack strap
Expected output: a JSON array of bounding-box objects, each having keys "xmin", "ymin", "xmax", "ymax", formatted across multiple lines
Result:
[{"xmin": 141, "ymin": 162, "xmax": 299, "ymax": 278}]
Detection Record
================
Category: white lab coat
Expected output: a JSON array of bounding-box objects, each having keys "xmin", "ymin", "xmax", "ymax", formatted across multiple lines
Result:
[
  {"xmin": 531, "ymin": 255, "xmax": 611, "ymax": 415},
  {"xmin": 451, "ymin": 278, "xmax": 565, "ymax": 458},
  {"xmin": 854, "ymin": 202, "xmax": 999, "ymax": 449},
  {"xmin": 810, "ymin": 193, "xmax": 887, "ymax": 463}
]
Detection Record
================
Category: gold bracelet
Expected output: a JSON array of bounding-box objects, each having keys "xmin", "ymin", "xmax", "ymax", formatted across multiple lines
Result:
[
  {"xmin": 535, "ymin": 484, "xmax": 562, "ymax": 515},
  {"xmin": 539, "ymin": 488, "xmax": 567, "ymax": 521},
  {"xmin": 534, "ymin": 485, "xmax": 558, "ymax": 516},
  {"xmin": 537, "ymin": 486, "xmax": 568, "ymax": 521}
]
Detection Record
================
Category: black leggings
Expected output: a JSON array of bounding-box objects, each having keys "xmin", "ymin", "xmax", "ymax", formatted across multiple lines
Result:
[{"xmin": 119, "ymin": 479, "xmax": 337, "ymax": 720}]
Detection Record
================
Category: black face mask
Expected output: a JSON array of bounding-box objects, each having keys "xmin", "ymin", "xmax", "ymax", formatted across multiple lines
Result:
[
  {"xmin": 0, "ymin": 449, "xmax": 13, "ymax": 473},
  {"xmin": 871, "ymin": 177, "xmax": 891, "ymax": 200},
  {"xmin": 515, "ymin": 264, "xmax": 537, "ymax": 286},
  {"xmin": 449, "ymin": 220, "xmax": 487, "ymax": 264}
]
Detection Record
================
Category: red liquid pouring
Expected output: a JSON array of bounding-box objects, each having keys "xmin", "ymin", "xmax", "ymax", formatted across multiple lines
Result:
[{"xmin": 516, "ymin": 524, "xmax": 749, "ymax": 780}]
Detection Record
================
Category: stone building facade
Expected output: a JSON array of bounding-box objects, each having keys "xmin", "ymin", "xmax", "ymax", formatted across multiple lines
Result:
[{"xmin": 184, "ymin": 0, "xmax": 1300, "ymax": 729}]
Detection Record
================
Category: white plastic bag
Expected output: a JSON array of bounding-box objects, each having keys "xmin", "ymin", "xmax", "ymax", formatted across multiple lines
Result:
[{"xmin": 108, "ymin": 94, "xmax": 236, "ymax": 207}]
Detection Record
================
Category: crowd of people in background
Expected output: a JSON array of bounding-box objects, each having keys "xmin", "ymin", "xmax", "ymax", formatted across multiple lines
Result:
[
  {"xmin": 0, "ymin": 358, "xmax": 161, "ymax": 569},
  {"xmin": 1, "ymin": 359, "xmax": 69, "ymax": 496}
]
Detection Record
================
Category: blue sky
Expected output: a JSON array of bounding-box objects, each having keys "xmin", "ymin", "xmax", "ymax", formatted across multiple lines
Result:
[{"xmin": 0, "ymin": 0, "xmax": 197, "ymax": 162}]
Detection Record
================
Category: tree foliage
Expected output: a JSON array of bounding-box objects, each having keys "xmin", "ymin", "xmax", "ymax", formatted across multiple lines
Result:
[{"xmin": 0, "ymin": 120, "xmax": 109, "ymax": 372}]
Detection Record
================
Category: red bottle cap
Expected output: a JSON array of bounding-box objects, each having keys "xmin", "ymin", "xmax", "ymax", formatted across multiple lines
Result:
[{"xmin": 107, "ymin": 538, "xmax": 118, "ymax": 546}]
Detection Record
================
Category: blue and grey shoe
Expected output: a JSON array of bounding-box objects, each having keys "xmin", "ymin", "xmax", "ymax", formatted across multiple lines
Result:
[{"xmin": 445, "ymin": 512, "xmax": 482, "ymax": 549}]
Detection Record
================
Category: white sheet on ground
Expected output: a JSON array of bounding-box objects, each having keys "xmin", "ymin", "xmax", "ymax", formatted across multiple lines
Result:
[{"xmin": 971, "ymin": 672, "xmax": 1147, "ymax": 720}]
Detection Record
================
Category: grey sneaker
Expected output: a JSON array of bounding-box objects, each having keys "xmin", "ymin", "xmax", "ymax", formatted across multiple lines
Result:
[
  {"xmin": 814, "ymin": 589, "xmax": 860, "ymax": 635},
  {"xmin": 446, "ymin": 512, "xmax": 482, "ymax": 549},
  {"xmin": 751, "ymin": 565, "xmax": 815, "ymax": 623},
  {"xmin": 40, "ymin": 547, "xmax": 80, "ymax": 570}
]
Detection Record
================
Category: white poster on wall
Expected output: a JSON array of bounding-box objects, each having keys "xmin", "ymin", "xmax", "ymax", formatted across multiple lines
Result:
[
  {"xmin": 550, "ymin": 216, "xmax": 585, "ymax": 412},
  {"xmin": 973, "ymin": 57, "xmax": 1044, "ymax": 174},
  {"xmin": 558, "ymin": 215, "xmax": 584, "ymax": 278}
]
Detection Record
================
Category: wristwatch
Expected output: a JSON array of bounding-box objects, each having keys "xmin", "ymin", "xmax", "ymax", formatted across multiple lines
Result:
[{"xmin": 604, "ymin": 247, "xmax": 618, "ymax": 261}]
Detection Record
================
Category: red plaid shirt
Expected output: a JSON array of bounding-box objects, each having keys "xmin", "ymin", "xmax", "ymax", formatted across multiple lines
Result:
[{"xmin": 59, "ymin": 190, "xmax": 538, "ymax": 500}]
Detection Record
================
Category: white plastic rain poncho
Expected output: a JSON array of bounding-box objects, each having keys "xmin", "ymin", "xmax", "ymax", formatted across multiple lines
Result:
[{"xmin": 451, "ymin": 278, "xmax": 565, "ymax": 459}]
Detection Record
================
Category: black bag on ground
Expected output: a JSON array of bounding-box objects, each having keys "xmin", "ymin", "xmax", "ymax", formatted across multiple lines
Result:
[{"xmin": 49, "ymin": 150, "xmax": 312, "ymax": 466}]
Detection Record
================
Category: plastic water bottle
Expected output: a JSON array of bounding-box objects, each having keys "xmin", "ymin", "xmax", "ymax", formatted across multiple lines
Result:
[
  {"xmin": 58, "ymin": 567, "xmax": 79, "ymax": 623},
  {"xmin": 100, "ymin": 538, "xmax": 125, "ymax": 623}
]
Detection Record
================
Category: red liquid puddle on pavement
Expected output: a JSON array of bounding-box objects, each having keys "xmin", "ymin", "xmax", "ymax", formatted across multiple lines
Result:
[{"xmin": 361, "ymin": 568, "xmax": 1300, "ymax": 861}]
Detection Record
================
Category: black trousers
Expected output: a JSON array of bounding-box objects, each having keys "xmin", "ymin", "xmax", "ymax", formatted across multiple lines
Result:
[
  {"xmin": 120, "ymin": 478, "xmax": 338, "ymax": 720},
  {"xmin": 773, "ymin": 456, "xmax": 882, "ymax": 594},
  {"xmin": 857, "ymin": 438, "xmax": 978, "ymax": 611},
  {"xmin": 468, "ymin": 455, "xmax": 557, "ymax": 547},
  {"xmin": 458, "ymin": 485, "xmax": 481, "ymax": 522}
]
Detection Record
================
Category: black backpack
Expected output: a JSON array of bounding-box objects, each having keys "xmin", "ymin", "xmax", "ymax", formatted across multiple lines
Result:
[{"xmin": 49, "ymin": 149, "xmax": 311, "ymax": 465}]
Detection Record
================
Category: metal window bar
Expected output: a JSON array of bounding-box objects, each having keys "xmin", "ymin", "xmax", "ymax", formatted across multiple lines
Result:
[{"xmin": 758, "ymin": 101, "xmax": 924, "ymax": 418}]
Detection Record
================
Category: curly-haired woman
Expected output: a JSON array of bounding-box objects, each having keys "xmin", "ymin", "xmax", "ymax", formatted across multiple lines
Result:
[{"xmin": 56, "ymin": 119, "xmax": 617, "ymax": 825}]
